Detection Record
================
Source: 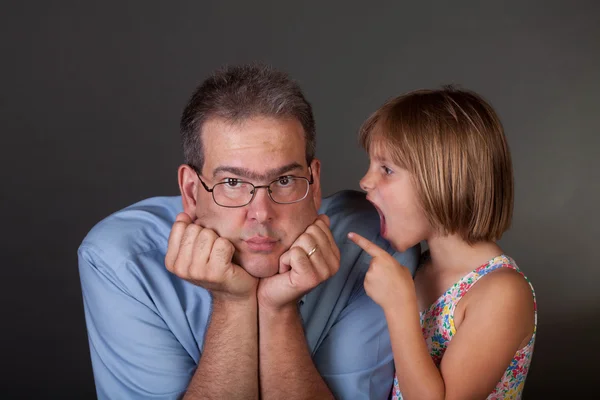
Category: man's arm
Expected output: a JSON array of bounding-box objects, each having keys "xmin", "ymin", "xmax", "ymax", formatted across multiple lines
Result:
[
  {"xmin": 184, "ymin": 297, "xmax": 258, "ymax": 399},
  {"xmin": 80, "ymin": 242, "xmax": 259, "ymax": 400},
  {"xmin": 315, "ymin": 288, "xmax": 395, "ymax": 399},
  {"xmin": 166, "ymin": 213, "xmax": 260, "ymax": 399},
  {"xmin": 79, "ymin": 247, "xmax": 195, "ymax": 399},
  {"xmin": 258, "ymin": 304, "xmax": 334, "ymax": 399}
]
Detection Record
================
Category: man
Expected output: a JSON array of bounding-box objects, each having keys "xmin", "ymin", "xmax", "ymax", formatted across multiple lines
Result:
[{"xmin": 78, "ymin": 64, "xmax": 420, "ymax": 399}]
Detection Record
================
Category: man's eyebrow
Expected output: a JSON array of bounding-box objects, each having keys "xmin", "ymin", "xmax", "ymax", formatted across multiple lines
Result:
[{"xmin": 212, "ymin": 162, "xmax": 304, "ymax": 181}]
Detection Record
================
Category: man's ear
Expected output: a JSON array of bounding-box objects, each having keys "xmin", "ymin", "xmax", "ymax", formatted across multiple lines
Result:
[
  {"xmin": 309, "ymin": 158, "xmax": 322, "ymax": 211},
  {"xmin": 178, "ymin": 164, "xmax": 198, "ymax": 219}
]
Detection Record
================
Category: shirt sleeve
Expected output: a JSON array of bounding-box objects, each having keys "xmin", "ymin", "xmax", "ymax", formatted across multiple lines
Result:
[
  {"xmin": 311, "ymin": 235, "xmax": 421, "ymax": 399},
  {"xmin": 312, "ymin": 276, "xmax": 394, "ymax": 399},
  {"xmin": 78, "ymin": 246, "xmax": 195, "ymax": 400}
]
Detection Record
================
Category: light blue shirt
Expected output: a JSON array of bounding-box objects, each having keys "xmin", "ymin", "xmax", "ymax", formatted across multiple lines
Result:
[{"xmin": 78, "ymin": 190, "xmax": 420, "ymax": 399}]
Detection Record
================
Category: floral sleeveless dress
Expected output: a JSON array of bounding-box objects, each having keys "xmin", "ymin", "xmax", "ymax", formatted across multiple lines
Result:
[{"xmin": 391, "ymin": 255, "xmax": 537, "ymax": 400}]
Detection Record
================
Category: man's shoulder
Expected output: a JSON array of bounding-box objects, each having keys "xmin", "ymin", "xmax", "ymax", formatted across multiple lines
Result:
[
  {"xmin": 320, "ymin": 190, "xmax": 380, "ymax": 237},
  {"xmin": 320, "ymin": 190, "xmax": 374, "ymax": 215},
  {"xmin": 320, "ymin": 190, "xmax": 379, "ymax": 224},
  {"xmin": 320, "ymin": 190, "xmax": 421, "ymax": 271},
  {"xmin": 78, "ymin": 196, "xmax": 183, "ymax": 270}
]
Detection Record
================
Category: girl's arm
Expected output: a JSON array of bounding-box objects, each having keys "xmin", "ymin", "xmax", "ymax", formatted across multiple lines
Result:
[
  {"xmin": 386, "ymin": 295, "xmax": 445, "ymax": 400},
  {"xmin": 347, "ymin": 233, "xmax": 534, "ymax": 400},
  {"xmin": 390, "ymin": 268, "xmax": 535, "ymax": 400},
  {"xmin": 348, "ymin": 232, "xmax": 445, "ymax": 399},
  {"xmin": 439, "ymin": 268, "xmax": 534, "ymax": 399}
]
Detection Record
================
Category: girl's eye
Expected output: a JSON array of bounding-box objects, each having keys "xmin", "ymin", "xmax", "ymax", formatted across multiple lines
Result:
[{"xmin": 382, "ymin": 166, "xmax": 393, "ymax": 175}]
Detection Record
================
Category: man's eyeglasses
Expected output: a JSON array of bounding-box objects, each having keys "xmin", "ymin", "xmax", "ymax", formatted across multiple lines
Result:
[{"xmin": 191, "ymin": 165, "xmax": 314, "ymax": 208}]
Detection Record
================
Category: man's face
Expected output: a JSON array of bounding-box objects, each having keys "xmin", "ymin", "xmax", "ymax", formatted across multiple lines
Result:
[{"xmin": 190, "ymin": 116, "xmax": 321, "ymax": 278}]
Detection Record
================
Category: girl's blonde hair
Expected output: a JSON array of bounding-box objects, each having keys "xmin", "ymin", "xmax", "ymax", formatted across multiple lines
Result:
[{"xmin": 359, "ymin": 86, "xmax": 513, "ymax": 242}]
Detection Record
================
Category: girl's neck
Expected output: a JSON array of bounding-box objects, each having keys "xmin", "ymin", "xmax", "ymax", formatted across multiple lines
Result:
[{"xmin": 426, "ymin": 234, "xmax": 503, "ymax": 274}]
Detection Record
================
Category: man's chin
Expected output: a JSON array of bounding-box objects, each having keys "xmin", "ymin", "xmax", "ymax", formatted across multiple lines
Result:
[{"xmin": 236, "ymin": 254, "xmax": 281, "ymax": 278}]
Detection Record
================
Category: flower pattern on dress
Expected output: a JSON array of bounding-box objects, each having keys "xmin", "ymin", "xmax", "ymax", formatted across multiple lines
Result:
[{"xmin": 391, "ymin": 255, "xmax": 537, "ymax": 400}]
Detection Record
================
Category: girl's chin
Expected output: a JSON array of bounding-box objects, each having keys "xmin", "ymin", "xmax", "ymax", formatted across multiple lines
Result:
[{"xmin": 388, "ymin": 235, "xmax": 410, "ymax": 253}]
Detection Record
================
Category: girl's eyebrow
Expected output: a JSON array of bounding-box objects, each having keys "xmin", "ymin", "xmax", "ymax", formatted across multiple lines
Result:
[{"xmin": 370, "ymin": 154, "xmax": 391, "ymax": 164}]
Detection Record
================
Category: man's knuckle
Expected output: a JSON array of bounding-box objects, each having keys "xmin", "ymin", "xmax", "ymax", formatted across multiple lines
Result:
[
  {"xmin": 308, "ymin": 270, "xmax": 321, "ymax": 286},
  {"xmin": 298, "ymin": 232, "xmax": 314, "ymax": 244},
  {"xmin": 215, "ymin": 247, "xmax": 228, "ymax": 259},
  {"xmin": 202, "ymin": 228, "xmax": 218, "ymax": 240},
  {"xmin": 330, "ymin": 261, "xmax": 340, "ymax": 274},
  {"xmin": 172, "ymin": 260, "xmax": 187, "ymax": 277},
  {"xmin": 214, "ymin": 237, "xmax": 229, "ymax": 249},
  {"xmin": 305, "ymin": 225, "xmax": 320, "ymax": 236},
  {"xmin": 212, "ymin": 238, "xmax": 233, "ymax": 259},
  {"xmin": 324, "ymin": 260, "xmax": 337, "ymax": 276},
  {"xmin": 289, "ymin": 246, "xmax": 302, "ymax": 257},
  {"xmin": 196, "ymin": 229, "xmax": 210, "ymax": 243},
  {"xmin": 314, "ymin": 221, "xmax": 330, "ymax": 235},
  {"xmin": 164, "ymin": 256, "xmax": 174, "ymax": 270},
  {"xmin": 186, "ymin": 223, "xmax": 201, "ymax": 234},
  {"xmin": 176, "ymin": 219, "xmax": 191, "ymax": 228},
  {"xmin": 180, "ymin": 228, "xmax": 197, "ymax": 244},
  {"xmin": 188, "ymin": 268, "xmax": 201, "ymax": 281}
]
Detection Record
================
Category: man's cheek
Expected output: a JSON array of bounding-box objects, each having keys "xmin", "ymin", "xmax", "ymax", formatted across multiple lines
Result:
[{"xmin": 198, "ymin": 212, "xmax": 239, "ymax": 239}]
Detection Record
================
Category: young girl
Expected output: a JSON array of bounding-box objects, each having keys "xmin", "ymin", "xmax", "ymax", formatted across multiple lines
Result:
[{"xmin": 348, "ymin": 86, "xmax": 536, "ymax": 400}]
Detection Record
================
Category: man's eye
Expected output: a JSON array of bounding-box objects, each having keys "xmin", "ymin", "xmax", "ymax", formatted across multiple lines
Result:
[
  {"xmin": 225, "ymin": 178, "xmax": 242, "ymax": 187},
  {"xmin": 277, "ymin": 176, "xmax": 291, "ymax": 186}
]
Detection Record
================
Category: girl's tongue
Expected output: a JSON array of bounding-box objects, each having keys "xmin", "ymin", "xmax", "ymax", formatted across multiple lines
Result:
[{"xmin": 374, "ymin": 204, "xmax": 387, "ymax": 238}]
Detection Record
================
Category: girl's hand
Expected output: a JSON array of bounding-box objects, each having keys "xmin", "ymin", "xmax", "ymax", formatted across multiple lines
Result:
[{"xmin": 348, "ymin": 232, "xmax": 416, "ymax": 310}]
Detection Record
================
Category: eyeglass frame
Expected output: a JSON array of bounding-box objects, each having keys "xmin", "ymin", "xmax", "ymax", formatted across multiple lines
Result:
[{"xmin": 190, "ymin": 164, "xmax": 314, "ymax": 208}]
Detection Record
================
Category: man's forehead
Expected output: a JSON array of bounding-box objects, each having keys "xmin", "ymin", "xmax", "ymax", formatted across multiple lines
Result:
[
  {"xmin": 201, "ymin": 116, "xmax": 308, "ymax": 178},
  {"xmin": 202, "ymin": 116, "xmax": 305, "ymax": 140}
]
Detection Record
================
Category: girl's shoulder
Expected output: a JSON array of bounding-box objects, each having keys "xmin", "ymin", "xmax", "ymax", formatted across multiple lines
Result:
[
  {"xmin": 462, "ymin": 255, "xmax": 535, "ymax": 312},
  {"xmin": 472, "ymin": 255, "xmax": 533, "ymax": 291},
  {"xmin": 457, "ymin": 255, "xmax": 537, "ymax": 347}
]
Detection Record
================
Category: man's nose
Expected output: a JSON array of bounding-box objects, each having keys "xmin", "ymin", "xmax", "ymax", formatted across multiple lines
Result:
[{"xmin": 246, "ymin": 186, "xmax": 275, "ymax": 223}]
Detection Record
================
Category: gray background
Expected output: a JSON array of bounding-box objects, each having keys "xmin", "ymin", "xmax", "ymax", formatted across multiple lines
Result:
[{"xmin": 2, "ymin": 0, "xmax": 598, "ymax": 398}]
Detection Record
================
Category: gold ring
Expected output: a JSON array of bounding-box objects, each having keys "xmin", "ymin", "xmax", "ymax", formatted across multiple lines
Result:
[{"xmin": 307, "ymin": 244, "xmax": 318, "ymax": 258}]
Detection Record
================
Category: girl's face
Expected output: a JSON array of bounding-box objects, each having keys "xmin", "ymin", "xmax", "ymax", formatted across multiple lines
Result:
[{"xmin": 359, "ymin": 147, "xmax": 432, "ymax": 252}]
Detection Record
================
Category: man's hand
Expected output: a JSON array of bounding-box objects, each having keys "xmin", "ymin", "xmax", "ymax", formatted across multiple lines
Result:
[
  {"xmin": 347, "ymin": 232, "xmax": 416, "ymax": 310},
  {"xmin": 257, "ymin": 214, "xmax": 341, "ymax": 311},
  {"xmin": 165, "ymin": 213, "xmax": 258, "ymax": 301}
]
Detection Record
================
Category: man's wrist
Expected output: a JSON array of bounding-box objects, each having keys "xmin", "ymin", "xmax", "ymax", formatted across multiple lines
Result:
[
  {"xmin": 258, "ymin": 300, "xmax": 299, "ymax": 321},
  {"xmin": 212, "ymin": 292, "xmax": 258, "ymax": 315}
]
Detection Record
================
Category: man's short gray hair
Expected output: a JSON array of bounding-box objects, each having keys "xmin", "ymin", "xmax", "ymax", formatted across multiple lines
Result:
[{"xmin": 180, "ymin": 63, "xmax": 316, "ymax": 171}]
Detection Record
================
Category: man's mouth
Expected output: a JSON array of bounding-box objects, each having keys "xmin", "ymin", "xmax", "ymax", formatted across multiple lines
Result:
[{"xmin": 244, "ymin": 236, "xmax": 279, "ymax": 252}]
